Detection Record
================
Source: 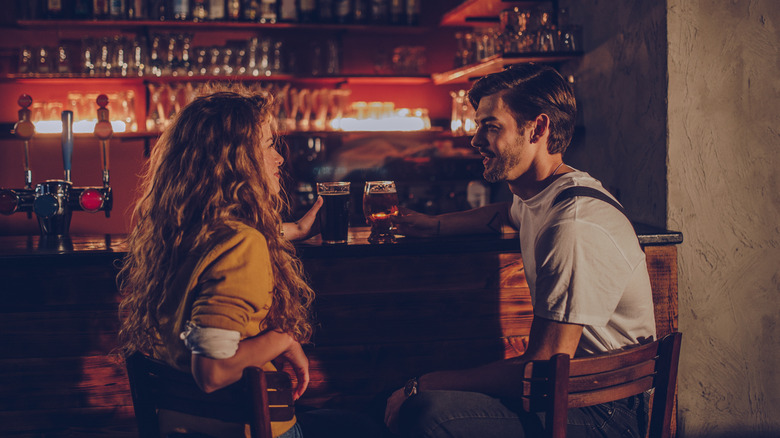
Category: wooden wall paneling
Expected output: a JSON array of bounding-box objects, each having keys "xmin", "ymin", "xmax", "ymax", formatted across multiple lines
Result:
[
  {"xmin": 0, "ymin": 355, "xmax": 129, "ymax": 411},
  {"xmin": 0, "ymin": 243, "xmax": 679, "ymax": 436}
]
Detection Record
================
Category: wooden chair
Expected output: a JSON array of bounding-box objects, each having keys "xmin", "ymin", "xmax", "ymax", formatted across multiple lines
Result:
[
  {"xmin": 521, "ymin": 332, "xmax": 682, "ymax": 438},
  {"xmin": 125, "ymin": 352, "xmax": 295, "ymax": 438}
]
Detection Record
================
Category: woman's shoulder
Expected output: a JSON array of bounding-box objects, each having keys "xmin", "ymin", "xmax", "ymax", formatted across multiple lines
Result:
[{"xmin": 211, "ymin": 221, "xmax": 270, "ymax": 253}]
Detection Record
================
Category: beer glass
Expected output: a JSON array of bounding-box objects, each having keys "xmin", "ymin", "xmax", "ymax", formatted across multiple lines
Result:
[
  {"xmin": 317, "ymin": 182, "xmax": 351, "ymax": 244},
  {"xmin": 363, "ymin": 181, "xmax": 399, "ymax": 243}
]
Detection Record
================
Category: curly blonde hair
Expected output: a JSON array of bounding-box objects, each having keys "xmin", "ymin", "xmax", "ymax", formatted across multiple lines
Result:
[{"xmin": 118, "ymin": 86, "xmax": 313, "ymax": 357}]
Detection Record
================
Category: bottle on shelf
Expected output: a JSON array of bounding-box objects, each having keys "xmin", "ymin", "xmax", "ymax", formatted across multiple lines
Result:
[
  {"xmin": 389, "ymin": 0, "xmax": 403, "ymax": 25},
  {"xmin": 148, "ymin": 0, "xmax": 167, "ymax": 20},
  {"xmin": 277, "ymin": 0, "xmax": 297, "ymax": 22},
  {"xmin": 259, "ymin": 0, "xmax": 277, "ymax": 23},
  {"xmin": 226, "ymin": 0, "xmax": 241, "ymax": 20},
  {"xmin": 333, "ymin": 0, "xmax": 350, "ymax": 24},
  {"xmin": 318, "ymin": 0, "xmax": 333, "ymax": 23},
  {"xmin": 405, "ymin": 0, "xmax": 419, "ymax": 25},
  {"xmin": 74, "ymin": 0, "xmax": 93, "ymax": 19},
  {"xmin": 369, "ymin": 0, "xmax": 388, "ymax": 24},
  {"xmin": 297, "ymin": 0, "xmax": 316, "ymax": 23},
  {"xmin": 242, "ymin": 0, "xmax": 260, "ymax": 21},
  {"xmin": 93, "ymin": 0, "xmax": 110, "ymax": 19},
  {"xmin": 172, "ymin": 0, "xmax": 190, "ymax": 20},
  {"xmin": 109, "ymin": 0, "xmax": 126, "ymax": 19},
  {"xmin": 46, "ymin": 0, "xmax": 66, "ymax": 19},
  {"xmin": 127, "ymin": 0, "xmax": 145, "ymax": 18},
  {"xmin": 192, "ymin": 0, "xmax": 208, "ymax": 21},
  {"xmin": 353, "ymin": 0, "xmax": 368, "ymax": 23},
  {"xmin": 208, "ymin": 0, "xmax": 225, "ymax": 20}
]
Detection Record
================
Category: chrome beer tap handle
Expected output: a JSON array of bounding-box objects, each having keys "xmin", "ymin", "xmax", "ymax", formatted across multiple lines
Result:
[
  {"xmin": 94, "ymin": 94, "xmax": 113, "ymax": 188},
  {"xmin": 13, "ymin": 94, "xmax": 36, "ymax": 189},
  {"xmin": 3, "ymin": 94, "xmax": 38, "ymax": 219},
  {"xmin": 61, "ymin": 110, "xmax": 74, "ymax": 183},
  {"xmin": 93, "ymin": 94, "xmax": 113, "ymax": 218}
]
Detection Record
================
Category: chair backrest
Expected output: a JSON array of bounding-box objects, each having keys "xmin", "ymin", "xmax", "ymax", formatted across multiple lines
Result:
[
  {"xmin": 125, "ymin": 352, "xmax": 295, "ymax": 438},
  {"xmin": 521, "ymin": 332, "xmax": 682, "ymax": 438}
]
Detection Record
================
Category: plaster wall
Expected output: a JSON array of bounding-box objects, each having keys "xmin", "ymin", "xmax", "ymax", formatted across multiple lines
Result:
[{"xmin": 667, "ymin": 0, "xmax": 780, "ymax": 436}]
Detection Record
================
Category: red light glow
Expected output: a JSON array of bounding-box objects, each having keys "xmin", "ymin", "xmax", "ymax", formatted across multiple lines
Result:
[{"xmin": 79, "ymin": 189, "xmax": 104, "ymax": 212}]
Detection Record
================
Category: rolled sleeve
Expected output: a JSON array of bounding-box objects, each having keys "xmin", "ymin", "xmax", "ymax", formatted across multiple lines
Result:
[{"xmin": 180, "ymin": 321, "xmax": 241, "ymax": 359}]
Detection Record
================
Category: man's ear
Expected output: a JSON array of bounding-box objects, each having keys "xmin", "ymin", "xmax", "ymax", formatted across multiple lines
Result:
[{"xmin": 529, "ymin": 114, "xmax": 550, "ymax": 143}]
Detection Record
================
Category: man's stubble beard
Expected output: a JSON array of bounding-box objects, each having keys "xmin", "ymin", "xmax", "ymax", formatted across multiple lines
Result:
[{"xmin": 482, "ymin": 138, "xmax": 524, "ymax": 183}]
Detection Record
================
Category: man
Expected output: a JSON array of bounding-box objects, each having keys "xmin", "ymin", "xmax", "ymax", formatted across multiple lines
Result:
[{"xmin": 384, "ymin": 64, "xmax": 656, "ymax": 437}]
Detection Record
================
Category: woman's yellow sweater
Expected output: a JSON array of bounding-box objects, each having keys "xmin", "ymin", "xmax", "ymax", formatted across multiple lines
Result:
[{"xmin": 152, "ymin": 222, "xmax": 296, "ymax": 438}]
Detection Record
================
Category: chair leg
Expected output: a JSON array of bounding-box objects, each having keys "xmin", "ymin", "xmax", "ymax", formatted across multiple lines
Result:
[{"xmin": 547, "ymin": 354, "xmax": 570, "ymax": 438}]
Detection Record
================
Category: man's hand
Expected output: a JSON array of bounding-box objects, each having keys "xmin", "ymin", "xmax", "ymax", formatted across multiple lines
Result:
[
  {"xmin": 392, "ymin": 207, "xmax": 440, "ymax": 237},
  {"xmin": 274, "ymin": 341, "xmax": 310, "ymax": 400},
  {"xmin": 384, "ymin": 386, "xmax": 407, "ymax": 433},
  {"xmin": 282, "ymin": 196, "xmax": 323, "ymax": 241}
]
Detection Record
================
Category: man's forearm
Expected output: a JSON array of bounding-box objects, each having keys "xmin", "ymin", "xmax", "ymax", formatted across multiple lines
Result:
[
  {"xmin": 438, "ymin": 202, "xmax": 514, "ymax": 236},
  {"xmin": 417, "ymin": 357, "xmax": 526, "ymax": 399},
  {"xmin": 416, "ymin": 317, "xmax": 583, "ymax": 398}
]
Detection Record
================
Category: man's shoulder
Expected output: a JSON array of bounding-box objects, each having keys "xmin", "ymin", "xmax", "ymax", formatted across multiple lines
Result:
[{"xmin": 537, "ymin": 174, "xmax": 639, "ymax": 253}]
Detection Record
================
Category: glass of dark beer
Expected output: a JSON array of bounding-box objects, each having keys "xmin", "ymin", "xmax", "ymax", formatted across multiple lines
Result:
[
  {"xmin": 363, "ymin": 180, "xmax": 399, "ymax": 244},
  {"xmin": 317, "ymin": 181, "xmax": 351, "ymax": 245}
]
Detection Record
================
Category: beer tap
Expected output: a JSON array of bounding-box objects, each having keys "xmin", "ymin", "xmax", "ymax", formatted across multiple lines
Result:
[
  {"xmin": 0, "ymin": 94, "xmax": 114, "ymax": 234},
  {"xmin": 32, "ymin": 110, "xmax": 75, "ymax": 235},
  {"xmin": 0, "ymin": 95, "xmax": 37, "ymax": 219},
  {"xmin": 66, "ymin": 94, "xmax": 113, "ymax": 220},
  {"xmin": 16, "ymin": 94, "xmax": 35, "ymax": 189},
  {"xmin": 62, "ymin": 110, "xmax": 74, "ymax": 183},
  {"xmin": 95, "ymin": 96, "xmax": 112, "ymax": 185},
  {"xmin": 93, "ymin": 94, "xmax": 113, "ymax": 217}
]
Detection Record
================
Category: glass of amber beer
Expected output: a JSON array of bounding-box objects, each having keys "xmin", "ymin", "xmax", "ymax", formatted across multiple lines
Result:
[
  {"xmin": 363, "ymin": 181, "xmax": 399, "ymax": 244},
  {"xmin": 317, "ymin": 182, "xmax": 351, "ymax": 244}
]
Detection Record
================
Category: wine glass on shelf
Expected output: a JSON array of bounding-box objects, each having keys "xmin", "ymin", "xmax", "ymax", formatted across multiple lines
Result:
[{"xmin": 363, "ymin": 181, "xmax": 400, "ymax": 244}]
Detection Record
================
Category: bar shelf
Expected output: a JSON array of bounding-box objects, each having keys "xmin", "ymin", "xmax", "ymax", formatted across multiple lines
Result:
[
  {"xmin": 15, "ymin": 19, "xmax": 431, "ymax": 34},
  {"xmin": 440, "ymin": 0, "xmax": 553, "ymax": 26},
  {"xmin": 1, "ymin": 74, "xmax": 432, "ymax": 85},
  {"xmin": 432, "ymin": 52, "xmax": 582, "ymax": 85}
]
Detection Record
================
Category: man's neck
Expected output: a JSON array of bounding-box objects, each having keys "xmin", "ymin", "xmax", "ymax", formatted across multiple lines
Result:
[{"xmin": 507, "ymin": 163, "xmax": 569, "ymax": 200}]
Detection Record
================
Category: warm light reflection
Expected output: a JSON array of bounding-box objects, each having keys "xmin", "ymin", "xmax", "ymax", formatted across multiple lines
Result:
[
  {"xmin": 332, "ymin": 102, "xmax": 431, "ymax": 132},
  {"xmin": 33, "ymin": 120, "xmax": 126, "ymax": 134},
  {"xmin": 333, "ymin": 116, "xmax": 427, "ymax": 132}
]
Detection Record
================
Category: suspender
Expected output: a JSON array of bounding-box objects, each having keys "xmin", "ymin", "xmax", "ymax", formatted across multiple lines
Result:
[{"xmin": 552, "ymin": 186, "xmax": 629, "ymax": 221}]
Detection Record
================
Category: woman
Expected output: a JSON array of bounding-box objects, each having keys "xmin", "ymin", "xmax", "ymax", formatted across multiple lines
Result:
[{"xmin": 118, "ymin": 87, "xmax": 324, "ymax": 437}]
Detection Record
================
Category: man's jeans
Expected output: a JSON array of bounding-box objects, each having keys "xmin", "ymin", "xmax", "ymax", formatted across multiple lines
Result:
[{"xmin": 398, "ymin": 390, "xmax": 649, "ymax": 438}]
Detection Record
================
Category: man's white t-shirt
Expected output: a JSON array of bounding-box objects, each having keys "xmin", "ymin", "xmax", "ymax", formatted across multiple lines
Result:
[{"xmin": 509, "ymin": 171, "xmax": 656, "ymax": 356}]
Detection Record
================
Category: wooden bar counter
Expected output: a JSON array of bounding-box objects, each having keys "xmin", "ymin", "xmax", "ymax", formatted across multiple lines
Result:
[{"xmin": 0, "ymin": 225, "xmax": 681, "ymax": 437}]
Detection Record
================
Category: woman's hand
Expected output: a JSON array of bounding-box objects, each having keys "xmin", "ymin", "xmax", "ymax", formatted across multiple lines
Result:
[
  {"xmin": 282, "ymin": 196, "xmax": 323, "ymax": 241},
  {"xmin": 384, "ymin": 386, "xmax": 407, "ymax": 433},
  {"xmin": 392, "ymin": 207, "xmax": 440, "ymax": 237},
  {"xmin": 274, "ymin": 341, "xmax": 310, "ymax": 400}
]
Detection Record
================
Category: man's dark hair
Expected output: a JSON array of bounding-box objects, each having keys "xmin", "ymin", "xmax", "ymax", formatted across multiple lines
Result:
[{"xmin": 468, "ymin": 64, "xmax": 577, "ymax": 155}]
